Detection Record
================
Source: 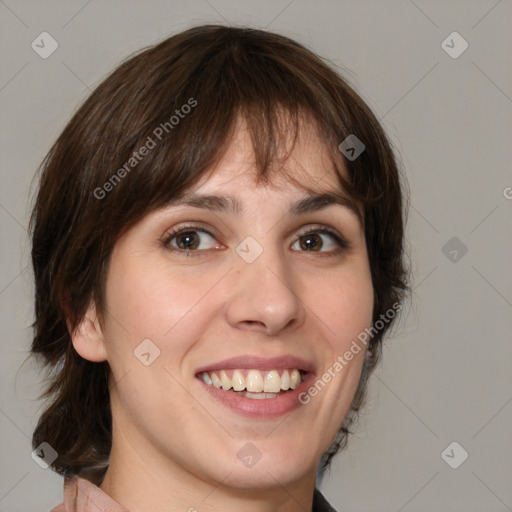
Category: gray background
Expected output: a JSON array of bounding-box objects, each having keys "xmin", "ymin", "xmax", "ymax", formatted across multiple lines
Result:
[{"xmin": 1, "ymin": 1, "xmax": 511, "ymax": 511}]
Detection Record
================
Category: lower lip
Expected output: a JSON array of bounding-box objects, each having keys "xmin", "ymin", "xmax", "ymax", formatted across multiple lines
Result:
[{"xmin": 197, "ymin": 373, "xmax": 316, "ymax": 418}]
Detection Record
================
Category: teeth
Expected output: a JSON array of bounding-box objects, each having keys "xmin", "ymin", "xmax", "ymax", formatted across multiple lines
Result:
[
  {"xmin": 246, "ymin": 369, "xmax": 264, "ymax": 392},
  {"xmin": 201, "ymin": 372, "xmax": 212, "ymax": 386},
  {"xmin": 281, "ymin": 369, "xmax": 290, "ymax": 390},
  {"xmin": 220, "ymin": 370, "xmax": 232, "ymax": 391},
  {"xmin": 238, "ymin": 391, "xmax": 280, "ymax": 400},
  {"xmin": 232, "ymin": 370, "xmax": 245, "ymax": 391},
  {"xmin": 200, "ymin": 368, "xmax": 305, "ymax": 394},
  {"xmin": 211, "ymin": 372, "xmax": 222, "ymax": 388},
  {"xmin": 290, "ymin": 369, "xmax": 301, "ymax": 389},
  {"xmin": 263, "ymin": 370, "xmax": 281, "ymax": 393}
]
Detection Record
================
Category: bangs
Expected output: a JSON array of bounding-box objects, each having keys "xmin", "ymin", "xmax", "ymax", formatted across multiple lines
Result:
[{"xmin": 87, "ymin": 25, "xmax": 371, "ymax": 233}]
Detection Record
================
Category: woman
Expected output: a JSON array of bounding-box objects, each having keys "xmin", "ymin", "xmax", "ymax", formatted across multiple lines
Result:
[{"xmin": 30, "ymin": 24, "xmax": 408, "ymax": 512}]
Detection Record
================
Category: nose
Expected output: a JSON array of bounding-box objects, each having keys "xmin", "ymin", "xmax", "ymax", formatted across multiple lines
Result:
[{"xmin": 225, "ymin": 247, "xmax": 306, "ymax": 337}]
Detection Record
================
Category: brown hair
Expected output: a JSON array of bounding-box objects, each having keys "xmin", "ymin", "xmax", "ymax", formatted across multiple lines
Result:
[{"xmin": 29, "ymin": 24, "xmax": 409, "ymax": 483}]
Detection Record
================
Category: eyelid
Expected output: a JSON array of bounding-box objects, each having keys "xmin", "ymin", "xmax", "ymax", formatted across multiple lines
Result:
[
  {"xmin": 161, "ymin": 223, "xmax": 221, "ymax": 250},
  {"xmin": 162, "ymin": 222, "xmax": 217, "ymax": 240}
]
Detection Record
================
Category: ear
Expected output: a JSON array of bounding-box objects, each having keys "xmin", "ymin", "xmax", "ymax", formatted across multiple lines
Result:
[{"xmin": 68, "ymin": 302, "xmax": 108, "ymax": 362}]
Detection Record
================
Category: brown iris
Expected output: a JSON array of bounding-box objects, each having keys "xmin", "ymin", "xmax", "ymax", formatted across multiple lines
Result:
[
  {"xmin": 299, "ymin": 233, "xmax": 322, "ymax": 251},
  {"xmin": 176, "ymin": 231, "xmax": 200, "ymax": 250}
]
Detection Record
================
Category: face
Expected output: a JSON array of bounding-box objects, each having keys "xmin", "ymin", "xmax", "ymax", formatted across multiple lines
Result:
[{"xmin": 81, "ymin": 118, "xmax": 374, "ymax": 491}]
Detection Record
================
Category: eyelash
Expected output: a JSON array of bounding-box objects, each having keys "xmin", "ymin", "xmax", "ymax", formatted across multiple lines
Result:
[{"xmin": 161, "ymin": 223, "xmax": 350, "ymax": 258}]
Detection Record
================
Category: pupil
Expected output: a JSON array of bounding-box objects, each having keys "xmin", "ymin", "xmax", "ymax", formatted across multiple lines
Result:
[{"xmin": 179, "ymin": 231, "xmax": 198, "ymax": 250}]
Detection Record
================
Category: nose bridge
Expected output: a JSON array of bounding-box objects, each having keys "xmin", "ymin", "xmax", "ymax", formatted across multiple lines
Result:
[
  {"xmin": 225, "ymin": 236, "xmax": 305, "ymax": 335},
  {"xmin": 243, "ymin": 241, "xmax": 289, "ymax": 293}
]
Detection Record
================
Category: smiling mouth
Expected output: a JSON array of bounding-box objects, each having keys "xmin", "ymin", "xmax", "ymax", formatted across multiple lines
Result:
[{"xmin": 197, "ymin": 369, "xmax": 306, "ymax": 399}]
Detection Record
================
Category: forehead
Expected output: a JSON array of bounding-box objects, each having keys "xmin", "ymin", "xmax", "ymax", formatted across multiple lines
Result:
[
  {"xmin": 173, "ymin": 117, "xmax": 363, "ymax": 225},
  {"xmin": 192, "ymin": 116, "xmax": 344, "ymax": 198}
]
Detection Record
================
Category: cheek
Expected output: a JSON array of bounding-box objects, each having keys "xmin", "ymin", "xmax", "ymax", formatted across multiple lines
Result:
[
  {"xmin": 102, "ymin": 255, "xmax": 222, "ymax": 365},
  {"xmin": 311, "ymin": 263, "xmax": 374, "ymax": 352}
]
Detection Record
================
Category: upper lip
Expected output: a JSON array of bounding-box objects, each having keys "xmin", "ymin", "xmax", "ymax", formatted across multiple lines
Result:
[{"xmin": 195, "ymin": 355, "xmax": 315, "ymax": 375}]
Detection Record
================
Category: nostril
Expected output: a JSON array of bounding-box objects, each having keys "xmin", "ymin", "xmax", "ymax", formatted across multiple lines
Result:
[{"xmin": 240, "ymin": 320, "xmax": 266, "ymax": 329}]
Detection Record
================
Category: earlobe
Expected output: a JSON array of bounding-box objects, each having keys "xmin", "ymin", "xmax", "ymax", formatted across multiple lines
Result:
[{"xmin": 68, "ymin": 303, "xmax": 108, "ymax": 363}]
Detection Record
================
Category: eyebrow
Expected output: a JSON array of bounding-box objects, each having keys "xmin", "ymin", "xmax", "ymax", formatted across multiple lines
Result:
[{"xmin": 168, "ymin": 191, "xmax": 363, "ymax": 225}]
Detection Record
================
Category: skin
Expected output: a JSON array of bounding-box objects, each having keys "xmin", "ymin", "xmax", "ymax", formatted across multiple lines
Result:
[{"xmin": 72, "ymin": 117, "xmax": 374, "ymax": 512}]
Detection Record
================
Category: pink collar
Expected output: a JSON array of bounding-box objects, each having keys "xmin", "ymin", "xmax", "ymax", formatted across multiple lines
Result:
[{"xmin": 51, "ymin": 475, "xmax": 128, "ymax": 512}]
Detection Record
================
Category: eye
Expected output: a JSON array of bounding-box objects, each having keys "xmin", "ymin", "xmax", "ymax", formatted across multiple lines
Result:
[
  {"xmin": 163, "ymin": 225, "xmax": 222, "ymax": 255},
  {"xmin": 291, "ymin": 227, "xmax": 349, "ymax": 254}
]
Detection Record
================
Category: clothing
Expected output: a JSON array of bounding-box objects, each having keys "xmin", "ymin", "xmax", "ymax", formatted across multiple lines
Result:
[
  {"xmin": 50, "ymin": 475, "xmax": 337, "ymax": 511},
  {"xmin": 50, "ymin": 476, "xmax": 129, "ymax": 511}
]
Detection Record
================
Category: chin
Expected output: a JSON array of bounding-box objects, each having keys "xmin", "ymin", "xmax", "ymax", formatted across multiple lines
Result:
[
  {"xmin": 198, "ymin": 437, "xmax": 319, "ymax": 491},
  {"xmin": 212, "ymin": 457, "xmax": 314, "ymax": 492}
]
